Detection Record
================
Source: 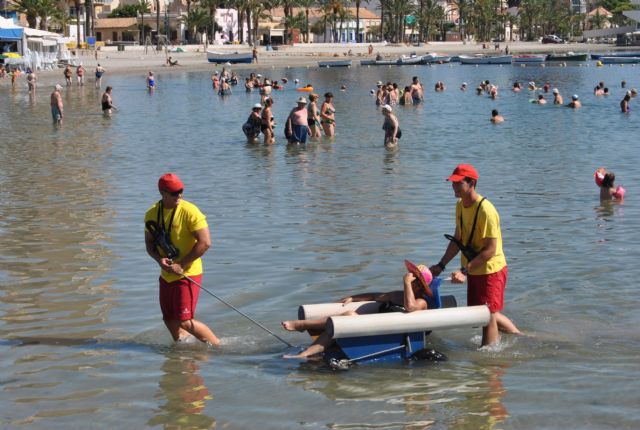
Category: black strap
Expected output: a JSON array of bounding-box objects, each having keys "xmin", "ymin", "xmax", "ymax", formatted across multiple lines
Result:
[
  {"xmin": 460, "ymin": 198, "xmax": 485, "ymax": 249},
  {"xmin": 157, "ymin": 200, "xmax": 176, "ymax": 235}
]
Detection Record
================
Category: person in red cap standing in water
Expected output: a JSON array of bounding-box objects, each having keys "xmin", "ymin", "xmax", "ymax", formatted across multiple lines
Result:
[
  {"xmin": 144, "ymin": 173, "xmax": 220, "ymax": 346},
  {"xmin": 429, "ymin": 164, "xmax": 521, "ymax": 347}
]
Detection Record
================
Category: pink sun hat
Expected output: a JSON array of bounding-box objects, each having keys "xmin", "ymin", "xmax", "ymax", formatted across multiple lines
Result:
[{"xmin": 404, "ymin": 260, "xmax": 434, "ymax": 297}]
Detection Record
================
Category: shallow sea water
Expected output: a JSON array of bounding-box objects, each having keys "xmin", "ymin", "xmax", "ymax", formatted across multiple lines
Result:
[{"xmin": 1, "ymin": 61, "xmax": 639, "ymax": 429}]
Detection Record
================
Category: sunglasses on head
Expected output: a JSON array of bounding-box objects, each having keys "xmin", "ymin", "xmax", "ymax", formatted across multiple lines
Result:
[{"xmin": 165, "ymin": 189, "xmax": 183, "ymax": 197}]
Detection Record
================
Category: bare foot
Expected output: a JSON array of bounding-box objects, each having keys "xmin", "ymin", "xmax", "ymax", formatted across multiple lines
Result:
[{"xmin": 281, "ymin": 320, "xmax": 306, "ymax": 332}]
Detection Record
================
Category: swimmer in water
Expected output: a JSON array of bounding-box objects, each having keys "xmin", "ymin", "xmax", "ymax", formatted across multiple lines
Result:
[
  {"xmin": 567, "ymin": 94, "xmax": 581, "ymax": 109},
  {"xmin": 595, "ymin": 168, "xmax": 625, "ymax": 201},
  {"xmin": 320, "ymin": 92, "xmax": 336, "ymax": 137},
  {"xmin": 533, "ymin": 94, "xmax": 547, "ymax": 105},
  {"xmin": 552, "ymin": 88, "xmax": 563, "ymax": 105},
  {"xmin": 620, "ymin": 94, "xmax": 631, "ymax": 113},
  {"xmin": 491, "ymin": 109, "xmax": 504, "ymax": 123}
]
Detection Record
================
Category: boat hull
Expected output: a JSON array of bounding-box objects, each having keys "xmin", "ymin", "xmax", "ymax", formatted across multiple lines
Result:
[
  {"xmin": 206, "ymin": 52, "xmax": 253, "ymax": 64},
  {"xmin": 546, "ymin": 53, "xmax": 588, "ymax": 61},
  {"xmin": 421, "ymin": 54, "xmax": 452, "ymax": 64},
  {"xmin": 599, "ymin": 56, "xmax": 640, "ymax": 64},
  {"xmin": 318, "ymin": 60, "xmax": 352, "ymax": 67},
  {"xmin": 513, "ymin": 55, "xmax": 546, "ymax": 63},
  {"xmin": 591, "ymin": 52, "xmax": 640, "ymax": 60},
  {"xmin": 459, "ymin": 55, "xmax": 512, "ymax": 65}
]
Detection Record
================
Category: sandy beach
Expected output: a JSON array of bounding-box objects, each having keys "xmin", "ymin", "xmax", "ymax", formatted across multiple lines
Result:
[{"xmin": 1, "ymin": 41, "xmax": 635, "ymax": 88}]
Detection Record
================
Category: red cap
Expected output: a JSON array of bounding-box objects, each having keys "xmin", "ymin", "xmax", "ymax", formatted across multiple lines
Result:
[
  {"xmin": 447, "ymin": 164, "xmax": 479, "ymax": 182},
  {"xmin": 158, "ymin": 173, "xmax": 184, "ymax": 193}
]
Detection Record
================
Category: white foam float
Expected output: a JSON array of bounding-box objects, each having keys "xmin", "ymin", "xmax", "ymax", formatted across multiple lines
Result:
[{"xmin": 326, "ymin": 305, "xmax": 490, "ymax": 339}]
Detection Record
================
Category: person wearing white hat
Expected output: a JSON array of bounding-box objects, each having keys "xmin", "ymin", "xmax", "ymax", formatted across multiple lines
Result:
[
  {"xmin": 375, "ymin": 81, "xmax": 385, "ymax": 106},
  {"xmin": 460, "ymin": 82, "xmax": 468, "ymax": 91},
  {"xmin": 50, "ymin": 84, "xmax": 63, "ymax": 124},
  {"xmin": 381, "ymin": 104, "xmax": 401, "ymax": 148},
  {"xmin": 567, "ymin": 94, "xmax": 581, "ymax": 109},
  {"xmin": 552, "ymin": 88, "xmax": 563, "ymax": 105},
  {"xmin": 242, "ymin": 103, "xmax": 263, "ymax": 143},
  {"xmin": 285, "ymin": 97, "xmax": 311, "ymax": 144}
]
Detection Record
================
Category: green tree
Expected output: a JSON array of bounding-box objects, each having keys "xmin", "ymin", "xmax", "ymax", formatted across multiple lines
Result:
[
  {"xmin": 180, "ymin": 7, "xmax": 209, "ymax": 42},
  {"xmin": 138, "ymin": 0, "xmax": 151, "ymax": 44},
  {"xmin": 11, "ymin": 0, "xmax": 56, "ymax": 29},
  {"xmin": 109, "ymin": 4, "xmax": 139, "ymax": 17},
  {"xmin": 297, "ymin": 0, "xmax": 317, "ymax": 43}
]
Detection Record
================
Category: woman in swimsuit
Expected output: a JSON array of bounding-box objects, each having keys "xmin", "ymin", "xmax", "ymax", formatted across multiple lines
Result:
[
  {"xmin": 381, "ymin": 104, "xmax": 400, "ymax": 148},
  {"xmin": 146, "ymin": 71, "xmax": 155, "ymax": 90},
  {"xmin": 307, "ymin": 94, "xmax": 322, "ymax": 138},
  {"xmin": 320, "ymin": 92, "xmax": 336, "ymax": 137},
  {"xmin": 242, "ymin": 104, "xmax": 262, "ymax": 143},
  {"xmin": 95, "ymin": 64, "xmax": 105, "ymax": 88},
  {"xmin": 101, "ymin": 86, "xmax": 115, "ymax": 115},
  {"xmin": 261, "ymin": 97, "xmax": 275, "ymax": 145}
]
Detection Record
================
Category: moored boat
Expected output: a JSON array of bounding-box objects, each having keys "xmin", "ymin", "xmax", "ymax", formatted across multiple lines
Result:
[
  {"xmin": 318, "ymin": 59, "xmax": 352, "ymax": 67},
  {"xmin": 512, "ymin": 54, "xmax": 546, "ymax": 64},
  {"xmin": 206, "ymin": 51, "xmax": 253, "ymax": 64},
  {"xmin": 421, "ymin": 53, "xmax": 452, "ymax": 64},
  {"xmin": 459, "ymin": 55, "xmax": 512, "ymax": 65},
  {"xmin": 397, "ymin": 55, "xmax": 422, "ymax": 65},
  {"xmin": 545, "ymin": 53, "xmax": 588, "ymax": 61},
  {"xmin": 591, "ymin": 51, "xmax": 640, "ymax": 60},
  {"xmin": 599, "ymin": 56, "xmax": 640, "ymax": 64}
]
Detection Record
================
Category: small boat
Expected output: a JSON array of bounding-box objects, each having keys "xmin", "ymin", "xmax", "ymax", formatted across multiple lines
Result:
[
  {"xmin": 318, "ymin": 60, "xmax": 352, "ymax": 67},
  {"xmin": 545, "ymin": 53, "xmax": 588, "ymax": 62},
  {"xmin": 421, "ymin": 53, "xmax": 452, "ymax": 64},
  {"xmin": 295, "ymin": 278, "xmax": 490, "ymax": 368},
  {"xmin": 206, "ymin": 51, "xmax": 253, "ymax": 64},
  {"xmin": 360, "ymin": 59, "xmax": 377, "ymax": 66},
  {"xmin": 459, "ymin": 55, "xmax": 513, "ymax": 65},
  {"xmin": 397, "ymin": 55, "xmax": 422, "ymax": 65},
  {"xmin": 591, "ymin": 52, "xmax": 640, "ymax": 60},
  {"xmin": 512, "ymin": 54, "xmax": 546, "ymax": 64},
  {"xmin": 599, "ymin": 56, "xmax": 640, "ymax": 64}
]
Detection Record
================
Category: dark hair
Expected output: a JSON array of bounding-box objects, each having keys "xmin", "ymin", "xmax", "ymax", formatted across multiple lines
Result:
[
  {"xmin": 106, "ymin": 86, "xmax": 112, "ymax": 92},
  {"xmin": 492, "ymin": 109, "xmax": 499, "ymax": 116},
  {"xmin": 264, "ymin": 98, "xmax": 273, "ymax": 106},
  {"xmin": 602, "ymin": 172, "xmax": 615, "ymax": 188},
  {"xmin": 324, "ymin": 92, "xmax": 333, "ymax": 98},
  {"xmin": 538, "ymin": 94, "xmax": 544, "ymax": 99},
  {"xmin": 463, "ymin": 177, "xmax": 477, "ymax": 186},
  {"xmin": 309, "ymin": 94, "xmax": 318, "ymax": 101}
]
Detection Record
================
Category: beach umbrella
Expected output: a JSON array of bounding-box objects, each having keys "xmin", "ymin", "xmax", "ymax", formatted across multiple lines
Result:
[{"xmin": 5, "ymin": 53, "xmax": 21, "ymax": 58}]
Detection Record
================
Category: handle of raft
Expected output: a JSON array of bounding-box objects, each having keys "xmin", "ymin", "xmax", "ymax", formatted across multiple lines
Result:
[{"xmin": 181, "ymin": 274, "xmax": 294, "ymax": 348}]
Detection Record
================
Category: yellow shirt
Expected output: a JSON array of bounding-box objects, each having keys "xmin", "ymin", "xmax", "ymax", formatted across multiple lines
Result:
[
  {"xmin": 145, "ymin": 199, "xmax": 208, "ymax": 282},
  {"xmin": 455, "ymin": 195, "xmax": 506, "ymax": 275}
]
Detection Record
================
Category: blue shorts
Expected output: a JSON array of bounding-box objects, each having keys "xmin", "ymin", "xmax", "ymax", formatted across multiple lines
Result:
[{"xmin": 51, "ymin": 106, "xmax": 61, "ymax": 122}]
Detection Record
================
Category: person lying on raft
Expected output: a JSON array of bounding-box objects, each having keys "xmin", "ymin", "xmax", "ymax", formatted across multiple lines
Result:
[{"xmin": 282, "ymin": 261, "xmax": 433, "ymax": 359}]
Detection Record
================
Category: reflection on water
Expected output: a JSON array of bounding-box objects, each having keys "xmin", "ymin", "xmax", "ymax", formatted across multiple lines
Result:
[{"xmin": 148, "ymin": 352, "xmax": 216, "ymax": 429}]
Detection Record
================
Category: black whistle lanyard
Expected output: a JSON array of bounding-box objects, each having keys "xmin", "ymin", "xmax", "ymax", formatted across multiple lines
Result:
[
  {"xmin": 459, "ymin": 198, "xmax": 485, "ymax": 248},
  {"xmin": 156, "ymin": 200, "xmax": 177, "ymax": 237}
]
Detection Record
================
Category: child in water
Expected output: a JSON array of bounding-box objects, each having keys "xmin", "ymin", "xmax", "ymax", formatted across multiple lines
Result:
[{"xmin": 595, "ymin": 168, "xmax": 625, "ymax": 201}]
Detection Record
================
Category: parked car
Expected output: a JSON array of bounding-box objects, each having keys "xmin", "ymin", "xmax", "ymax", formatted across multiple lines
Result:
[{"xmin": 542, "ymin": 35, "xmax": 565, "ymax": 44}]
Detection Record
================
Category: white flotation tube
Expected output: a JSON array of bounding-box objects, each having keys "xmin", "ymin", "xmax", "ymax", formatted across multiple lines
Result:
[
  {"xmin": 326, "ymin": 305, "xmax": 490, "ymax": 339},
  {"xmin": 298, "ymin": 301, "xmax": 381, "ymax": 320}
]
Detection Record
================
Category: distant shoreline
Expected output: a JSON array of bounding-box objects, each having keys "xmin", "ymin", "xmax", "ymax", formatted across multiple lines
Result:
[{"xmin": 1, "ymin": 41, "xmax": 636, "ymax": 89}]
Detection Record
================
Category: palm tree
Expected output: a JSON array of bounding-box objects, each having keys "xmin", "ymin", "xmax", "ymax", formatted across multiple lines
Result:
[
  {"xmin": 354, "ymin": 0, "xmax": 369, "ymax": 43},
  {"xmin": 200, "ymin": 0, "xmax": 218, "ymax": 44},
  {"xmin": 51, "ymin": 5, "xmax": 72, "ymax": 35},
  {"xmin": 138, "ymin": 0, "xmax": 151, "ymax": 44},
  {"xmin": 180, "ymin": 7, "xmax": 209, "ymax": 42},
  {"xmin": 12, "ymin": 0, "xmax": 44, "ymax": 29},
  {"xmin": 297, "ymin": 0, "xmax": 316, "ymax": 43},
  {"xmin": 85, "ymin": 0, "xmax": 94, "ymax": 37}
]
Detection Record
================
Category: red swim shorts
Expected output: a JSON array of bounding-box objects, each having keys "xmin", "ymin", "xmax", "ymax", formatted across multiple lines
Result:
[
  {"xmin": 467, "ymin": 266, "xmax": 507, "ymax": 313},
  {"xmin": 159, "ymin": 274, "xmax": 202, "ymax": 321}
]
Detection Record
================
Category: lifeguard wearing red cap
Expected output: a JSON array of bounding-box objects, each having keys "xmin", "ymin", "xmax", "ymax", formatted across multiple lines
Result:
[
  {"xmin": 447, "ymin": 164, "xmax": 479, "ymax": 182},
  {"xmin": 158, "ymin": 173, "xmax": 184, "ymax": 193}
]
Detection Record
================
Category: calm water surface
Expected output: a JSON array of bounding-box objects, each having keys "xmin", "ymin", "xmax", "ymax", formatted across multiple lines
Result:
[{"xmin": 1, "ymin": 62, "xmax": 639, "ymax": 429}]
